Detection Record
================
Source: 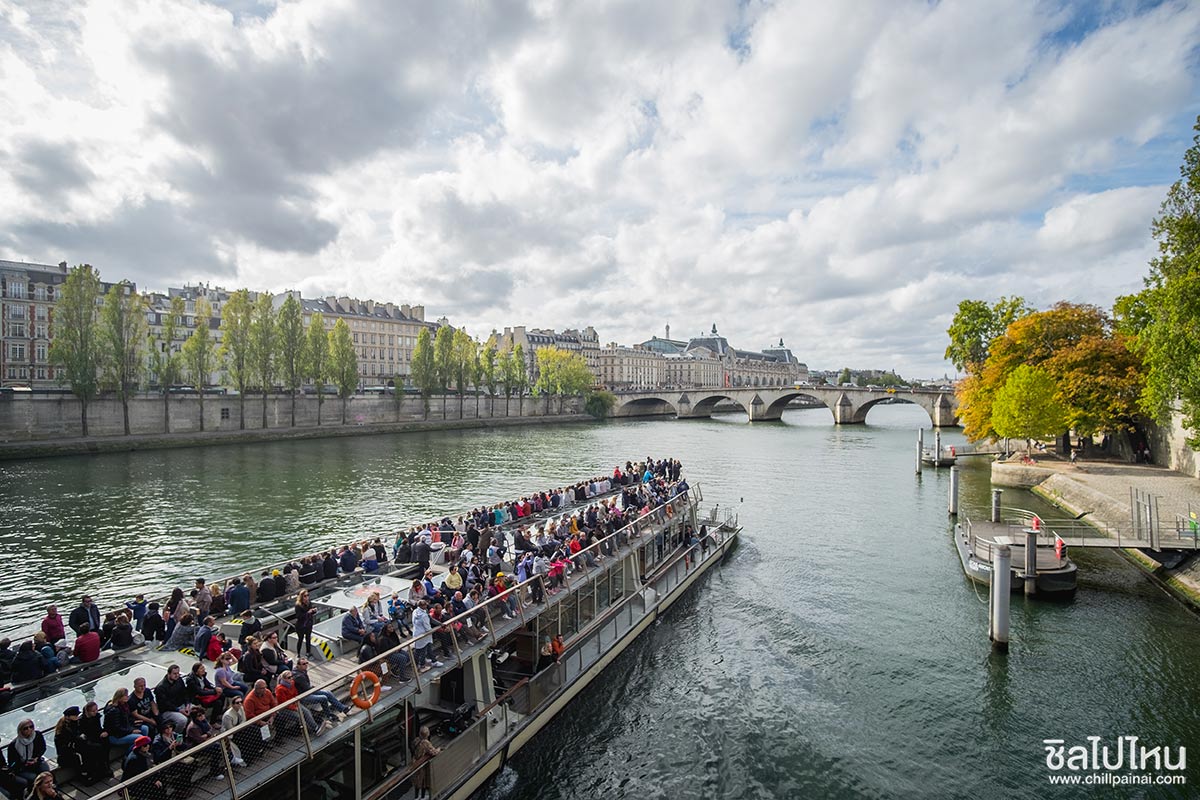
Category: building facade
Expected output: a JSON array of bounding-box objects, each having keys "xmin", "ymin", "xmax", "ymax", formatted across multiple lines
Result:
[
  {"xmin": 639, "ymin": 326, "xmax": 807, "ymax": 388},
  {"xmin": 495, "ymin": 325, "xmax": 600, "ymax": 384},
  {"xmin": 597, "ymin": 343, "xmax": 665, "ymax": 390}
]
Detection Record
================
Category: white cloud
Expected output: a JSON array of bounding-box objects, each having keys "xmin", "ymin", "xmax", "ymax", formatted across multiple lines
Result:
[{"xmin": 1, "ymin": 0, "xmax": 1197, "ymax": 377}]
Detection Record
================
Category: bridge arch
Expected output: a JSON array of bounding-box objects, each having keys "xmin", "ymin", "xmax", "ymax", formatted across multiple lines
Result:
[
  {"xmin": 759, "ymin": 391, "xmax": 836, "ymax": 422},
  {"xmin": 612, "ymin": 395, "xmax": 678, "ymax": 418},
  {"xmin": 683, "ymin": 393, "xmax": 751, "ymax": 419},
  {"xmin": 842, "ymin": 395, "xmax": 934, "ymax": 425}
]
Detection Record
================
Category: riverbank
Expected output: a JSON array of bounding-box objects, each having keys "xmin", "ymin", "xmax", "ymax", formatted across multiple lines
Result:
[
  {"xmin": 992, "ymin": 457, "xmax": 1200, "ymax": 609},
  {"xmin": 0, "ymin": 412, "xmax": 596, "ymax": 460}
]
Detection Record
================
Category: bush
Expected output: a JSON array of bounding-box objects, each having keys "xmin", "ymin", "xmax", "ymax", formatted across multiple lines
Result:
[{"xmin": 584, "ymin": 390, "xmax": 617, "ymax": 419}]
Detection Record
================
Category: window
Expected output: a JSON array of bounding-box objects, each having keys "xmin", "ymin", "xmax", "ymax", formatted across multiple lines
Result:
[
  {"xmin": 10, "ymin": 343, "xmax": 25, "ymax": 360},
  {"xmin": 36, "ymin": 325, "xmax": 46, "ymax": 339},
  {"xmin": 7, "ymin": 304, "xmax": 25, "ymax": 320},
  {"xmin": 35, "ymin": 343, "xmax": 46, "ymax": 362},
  {"xmin": 34, "ymin": 286, "xmax": 45, "ymax": 301},
  {"xmin": 35, "ymin": 306, "xmax": 47, "ymax": 321},
  {"xmin": 220, "ymin": 408, "xmax": 231, "ymax": 420},
  {"xmin": 36, "ymin": 367, "xmax": 45, "ymax": 380},
  {"xmin": 7, "ymin": 282, "xmax": 25, "ymax": 299},
  {"xmin": 7, "ymin": 322, "xmax": 25, "ymax": 338}
]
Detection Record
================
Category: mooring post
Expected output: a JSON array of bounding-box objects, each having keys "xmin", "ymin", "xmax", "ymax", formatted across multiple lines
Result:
[
  {"xmin": 1023, "ymin": 527, "xmax": 1038, "ymax": 597},
  {"xmin": 934, "ymin": 430, "xmax": 942, "ymax": 468},
  {"xmin": 990, "ymin": 544, "xmax": 1011, "ymax": 652},
  {"xmin": 948, "ymin": 466, "xmax": 960, "ymax": 516},
  {"xmin": 991, "ymin": 489, "xmax": 1002, "ymax": 524},
  {"xmin": 916, "ymin": 428, "xmax": 924, "ymax": 474}
]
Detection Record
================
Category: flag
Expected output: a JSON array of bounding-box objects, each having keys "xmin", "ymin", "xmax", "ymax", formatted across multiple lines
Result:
[
  {"xmin": 1055, "ymin": 533, "xmax": 1065, "ymax": 560},
  {"xmin": 1032, "ymin": 515, "xmax": 1042, "ymax": 531}
]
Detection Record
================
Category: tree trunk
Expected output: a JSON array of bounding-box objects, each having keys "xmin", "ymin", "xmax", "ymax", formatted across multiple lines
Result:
[
  {"xmin": 291, "ymin": 392, "xmax": 296, "ymax": 428},
  {"xmin": 122, "ymin": 394, "xmax": 131, "ymax": 435},
  {"xmin": 80, "ymin": 399, "xmax": 89, "ymax": 437},
  {"xmin": 342, "ymin": 396, "xmax": 348, "ymax": 425},
  {"xmin": 239, "ymin": 394, "xmax": 245, "ymax": 430},
  {"xmin": 505, "ymin": 394, "xmax": 509, "ymax": 416},
  {"xmin": 198, "ymin": 396, "xmax": 205, "ymax": 432},
  {"xmin": 460, "ymin": 389, "xmax": 464, "ymax": 419},
  {"xmin": 317, "ymin": 395, "xmax": 323, "ymax": 426},
  {"xmin": 442, "ymin": 392, "xmax": 447, "ymax": 419},
  {"xmin": 475, "ymin": 391, "xmax": 480, "ymax": 418},
  {"xmin": 163, "ymin": 394, "xmax": 170, "ymax": 434},
  {"xmin": 489, "ymin": 392, "xmax": 494, "ymax": 418},
  {"xmin": 262, "ymin": 389, "xmax": 268, "ymax": 429}
]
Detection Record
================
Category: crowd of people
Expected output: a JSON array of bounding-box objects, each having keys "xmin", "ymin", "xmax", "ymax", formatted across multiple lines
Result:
[{"xmin": 0, "ymin": 458, "xmax": 694, "ymax": 800}]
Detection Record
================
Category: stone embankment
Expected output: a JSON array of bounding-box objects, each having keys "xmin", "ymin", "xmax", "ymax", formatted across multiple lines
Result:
[
  {"xmin": 0, "ymin": 392, "xmax": 590, "ymax": 460},
  {"xmin": 993, "ymin": 458, "xmax": 1200, "ymax": 608}
]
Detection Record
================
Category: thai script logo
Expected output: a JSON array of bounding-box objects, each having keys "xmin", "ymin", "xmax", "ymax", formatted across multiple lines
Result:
[{"xmin": 1043, "ymin": 737, "xmax": 1187, "ymax": 787}]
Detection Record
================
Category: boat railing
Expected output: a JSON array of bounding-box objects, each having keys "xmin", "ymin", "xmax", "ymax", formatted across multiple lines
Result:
[{"xmin": 86, "ymin": 487, "xmax": 702, "ymax": 800}]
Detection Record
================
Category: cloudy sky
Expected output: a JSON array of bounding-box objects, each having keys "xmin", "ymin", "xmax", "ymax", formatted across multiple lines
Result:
[{"xmin": 2, "ymin": 0, "xmax": 1198, "ymax": 377}]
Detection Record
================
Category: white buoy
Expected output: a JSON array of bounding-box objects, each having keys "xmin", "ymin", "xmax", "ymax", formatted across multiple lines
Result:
[
  {"xmin": 948, "ymin": 466, "xmax": 960, "ymax": 515},
  {"xmin": 990, "ymin": 544, "xmax": 1011, "ymax": 652}
]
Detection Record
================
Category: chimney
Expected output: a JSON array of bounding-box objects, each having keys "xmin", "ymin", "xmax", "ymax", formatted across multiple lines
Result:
[
  {"xmin": 411, "ymin": 305, "xmax": 424, "ymax": 321},
  {"xmin": 400, "ymin": 304, "xmax": 411, "ymax": 318},
  {"xmin": 366, "ymin": 300, "xmax": 375, "ymax": 313}
]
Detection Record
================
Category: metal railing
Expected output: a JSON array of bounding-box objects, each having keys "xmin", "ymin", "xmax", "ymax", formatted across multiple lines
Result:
[{"xmin": 86, "ymin": 487, "xmax": 701, "ymax": 800}]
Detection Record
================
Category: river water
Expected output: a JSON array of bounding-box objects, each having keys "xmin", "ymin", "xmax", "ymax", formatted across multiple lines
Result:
[{"xmin": 1, "ymin": 406, "xmax": 1197, "ymax": 797}]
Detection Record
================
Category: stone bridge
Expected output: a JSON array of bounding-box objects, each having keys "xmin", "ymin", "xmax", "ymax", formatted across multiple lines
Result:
[{"xmin": 610, "ymin": 385, "xmax": 959, "ymax": 427}]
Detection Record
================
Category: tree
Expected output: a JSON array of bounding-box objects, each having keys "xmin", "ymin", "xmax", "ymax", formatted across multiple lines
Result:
[
  {"xmin": 1127, "ymin": 116, "xmax": 1200, "ymax": 446},
  {"xmin": 534, "ymin": 347, "xmax": 560, "ymax": 414},
  {"xmin": 100, "ymin": 281, "xmax": 147, "ymax": 436},
  {"xmin": 328, "ymin": 318, "xmax": 358, "ymax": 424},
  {"xmin": 955, "ymin": 302, "xmax": 1143, "ymax": 441},
  {"xmin": 48, "ymin": 264, "xmax": 102, "ymax": 436},
  {"xmin": 471, "ymin": 347, "xmax": 483, "ymax": 418},
  {"xmin": 303, "ymin": 312, "xmax": 330, "ymax": 425},
  {"xmin": 555, "ymin": 351, "xmax": 594, "ymax": 413},
  {"xmin": 452, "ymin": 328, "xmax": 476, "ymax": 419},
  {"xmin": 249, "ymin": 293, "xmax": 277, "ymax": 429},
  {"xmin": 219, "ymin": 289, "xmax": 253, "ymax": 429},
  {"xmin": 499, "ymin": 346, "xmax": 516, "ymax": 416},
  {"xmin": 837, "ymin": 367, "xmax": 851, "ymax": 385},
  {"xmin": 481, "ymin": 342, "xmax": 498, "ymax": 417},
  {"xmin": 152, "ymin": 295, "xmax": 185, "ymax": 432},
  {"xmin": 276, "ymin": 294, "xmax": 305, "ymax": 427},
  {"xmin": 433, "ymin": 325, "xmax": 455, "ymax": 419},
  {"xmin": 991, "ymin": 365, "xmax": 1069, "ymax": 449},
  {"xmin": 180, "ymin": 298, "xmax": 217, "ymax": 432},
  {"xmin": 512, "ymin": 344, "xmax": 528, "ymax": 416},
  {"xmin": 411, "ymin": 327, "xmax": 436, "ymax": 420},
  {"xmin": 944, "ymin": 296, "xmax": 1033, "ymax": 373}
]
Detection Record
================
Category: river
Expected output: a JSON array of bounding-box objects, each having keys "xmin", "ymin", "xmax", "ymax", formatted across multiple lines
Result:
[{"xmin": 0, "ymin": 405, "xmax": 1196, "ymax": 797}]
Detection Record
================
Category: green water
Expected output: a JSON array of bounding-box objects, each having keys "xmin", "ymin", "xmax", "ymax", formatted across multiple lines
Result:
[{"xmin": 0, "ymin": 406, "xmax": 1196, "ymax": 798}]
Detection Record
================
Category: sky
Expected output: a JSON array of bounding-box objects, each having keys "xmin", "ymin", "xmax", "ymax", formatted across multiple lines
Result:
[{"xmin": 2, "ymin": 0, "xmax": 1198, "ymax": 378}]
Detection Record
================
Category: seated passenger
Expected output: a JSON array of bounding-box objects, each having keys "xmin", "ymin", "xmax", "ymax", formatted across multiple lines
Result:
[
  {"xmin": 110, "ymin": 613, "xmax": 135, "ymax": 650},
  {"xmin": 5, "ymin": 719, "xmax": 49, "ymax": 790},
  {"xmin": 141, "ymin": 603, "xmax": 167, "ymax": 643},
  {"xmin": 341, "ymin": 606, "xmax": 367, "ymax": 645},
  {"xmin": 162, "ymin": 615, "xmax": 196, "ymax": 652},
  {"xmin": 72, "ymin": 624, "xmax": 101, "ymax": 664}
]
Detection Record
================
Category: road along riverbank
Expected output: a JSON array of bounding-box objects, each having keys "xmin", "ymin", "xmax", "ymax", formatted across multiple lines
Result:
[{"xmin": 993, "ymin": 458, "xmax": 1200, "ymax": 609}]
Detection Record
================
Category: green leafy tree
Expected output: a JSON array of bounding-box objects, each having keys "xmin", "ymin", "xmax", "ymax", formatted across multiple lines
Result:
[
  {"xmin": 329, "ymin": 318, "xmax": 358, "ymax": 424},
  {"xmin": 181, "ymin": 298, "xmax": 217, "ymax": 431},
  {"xmin": 481, "ymin": 341, "xmax": 498, "ymax": 417},
  {"xmin": 303, "ymin": 312, "xmax": 329, "ymax": 425},
  {"xmin": 411, "ymin": 327, "xmax": 436, "ymax": 420},
  {"xmin": 944, "ymin": 296, "xmax": 1033, "ymax": 373},
  {"xmin": 512, "ymin": 344, "xmax": 528, "ymax": 416},
  {"xmin": 48, "ymin": 264, "xmax": 102, "ymax": 436},
  {"xmin": 556, "ymin": 351, "xmax": 594, "ymax": 413},
  {"xmin": 100, "ymin": 281, "xmax": 147, "ymax": 436},
  {"xmin": 276, "ymin": 294, "xmax": 305, "ymax": 427},
  {"xmin": 153, "ymin": 295, "xmax": 185, "ymax": 432},
  {"xmin": 452, "ymin": 328, "xmax": 476, "ymax": 419},
  {"xmin": 433, "ymin": 325, "xmax": 455, "ymax": 419},
  {"xmin": 219, "ymin": 289, "xmax": 253, "ymax": 429},
  {"xmin": 992, "ymin": 365, "xmax": 1069, "ymax": 449},
  {"xmin": 837, "ymin": 367, "xmax": 851, "ymax": 385},
  {"xmin": 1127, "ymin": 116, "xmax": 1200, "ymax": 446},
  {"xmin": 249, "ymin": 293, "xmax": 277, "ymax": 429},
  {"xmin": 499, "ymin": 346, "xmax": 516, "ymax": 416},
  {"xmin": 535, "ymin": 346, "xmax": 561, "ymax": 414}
]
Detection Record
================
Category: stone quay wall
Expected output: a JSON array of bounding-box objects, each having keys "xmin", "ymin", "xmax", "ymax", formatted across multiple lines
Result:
[{"xmin": 0, "ymin": 392, "xmax": 583, "ymax": 443}]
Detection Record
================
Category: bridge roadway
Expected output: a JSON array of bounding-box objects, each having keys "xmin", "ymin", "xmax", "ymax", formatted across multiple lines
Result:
[{"xmin": 610, "ymin": 385, "xmax": 960, "ymax": 427}]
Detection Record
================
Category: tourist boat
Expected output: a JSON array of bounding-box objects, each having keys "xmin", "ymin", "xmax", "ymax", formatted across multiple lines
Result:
[
  {"xmin": 3, "ymin": 476, "xmax": 740, "ymax": 800},
  {"xmin": 954, "ymin": 513, "xmax": 1077, "ymax": 595}
]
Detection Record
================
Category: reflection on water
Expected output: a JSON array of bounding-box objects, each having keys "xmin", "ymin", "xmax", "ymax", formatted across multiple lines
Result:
[{"xmin": 2, "ymin": 406, "xmax": 1199, "ymax": 797}]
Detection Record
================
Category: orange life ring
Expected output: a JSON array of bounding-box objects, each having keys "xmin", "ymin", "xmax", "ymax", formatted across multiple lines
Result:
[{"xmin": 351, "ymin": 671, "xmax": 381, "ymax": 709}]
